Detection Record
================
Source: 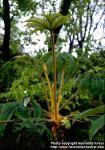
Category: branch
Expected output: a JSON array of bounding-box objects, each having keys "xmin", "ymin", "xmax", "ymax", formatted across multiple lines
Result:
[
  {"xmin": 88, "ymin": 0, "xmax": 98, "ymax": 35},
  {"xmin": 67, "ymin": 28, "xmax": 75, "ymax": 52},
  {"xmin": 83, "ymin": 2, "xmax": 90, "ymax": 41},
  {"xmin": 0, "ymin": 119, "xmax": 20, "ymax": 124},
  {"xmin": 10, "ymin": 13, "xmax": 15, "ymax": 21},
  {"xmin": 93, "ymin": 9, "xmax": 105, "ymax": 33},
  {"xmin": 79, "ymin": 15, "xmax": 83, "ymax": 39}
]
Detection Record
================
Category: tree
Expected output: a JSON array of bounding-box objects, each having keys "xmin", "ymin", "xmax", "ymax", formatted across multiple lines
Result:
[
  {"xmin": 1, "ymin": 0, "xmax": 11, "ymax": 61},
  {"xmin": 0, "ymin": 0, "xmax": 72, "ymax": 59},
  {"xmin": 63, "ymin": 0, "xmax": 105, "ymax": 54},
  {"xmin": 0, "ymin": 0, "xmax": 37, "ymax": 61}
]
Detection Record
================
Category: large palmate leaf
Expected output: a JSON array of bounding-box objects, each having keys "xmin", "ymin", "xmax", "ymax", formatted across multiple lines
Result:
[
  {"xmin": 26, "ymin": 13, "xmax": 69, "ymax": 32},
  {"xmin": 26, "ymin": 17, "xmax": 50, "ymax": 31},
  {"xmin": 89, "ymin": 114, "xmax": 105, "ymax": 140},
  {"xmin": 0, "ymin": 102, "xmax": 19, "ymax": 137},
  {"xmin": 39, "ymin": 52, "xmax": 78, "ymax": 81}
]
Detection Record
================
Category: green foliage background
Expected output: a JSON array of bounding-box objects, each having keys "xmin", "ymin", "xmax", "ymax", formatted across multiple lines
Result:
[{"xmin": 0, "ymin": 50, "xmax": 105, "ymax": 142}]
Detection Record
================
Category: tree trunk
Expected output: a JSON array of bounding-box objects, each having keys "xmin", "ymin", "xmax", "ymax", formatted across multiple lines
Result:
[{"xmin": 1, "ymin": 0, "xmax": 11, "ymax": 61}]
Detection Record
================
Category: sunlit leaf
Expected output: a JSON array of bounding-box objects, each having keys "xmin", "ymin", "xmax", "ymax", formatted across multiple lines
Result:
[{"xmin": 25, "ymin": 13, "xmax": 69, "ymax": 31}]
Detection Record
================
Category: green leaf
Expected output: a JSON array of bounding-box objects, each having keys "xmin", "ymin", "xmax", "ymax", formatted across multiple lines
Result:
[
  {"xmin": 51, "ymin": 14, "xmax": 69, "ymax": 29},
  {"xmin": 76, "ymin": 72, "xmax": 92, "ymax": 90},
  {"xmin": 25, "ymin": 13, "xmax": 69, "ymax": 32},
  {"xmin": 90, "ymin": 74, "xmax": 104, "ymax": 96},
  {"xmin": 31, "ymin": 100, "xmax": 43, "ymax": 118},
  {"xmin": 0, "ymin": 102, "xmax": 19, "ymax": 137},
  {"xmin": 45, "ymin": 13, "xmax": 61, "ymax": 25},
  {"xmin": 26, "ymin": 17, "xmax": 49, "ymax": 31},
  {"xmin": 61, "ymin": 117, "xmax": 71, "ymax": 129},
  {"xmin": 73, "ymin": 105, "xmax": 105, "ymax": 121},
  {"xmin": 89, "ymin": 114, "xmax": 105, "ymax": 140},
  {"xmin": 15, "ymin": 102, "xmax": 30, "ymax": 120},
  {"xmin": 39, "ymin": 52, "xmax": 78, "ymax": 80},
  {"xmin": 77, "ymin": 72, "xmax": 105, "ymax": 97}
]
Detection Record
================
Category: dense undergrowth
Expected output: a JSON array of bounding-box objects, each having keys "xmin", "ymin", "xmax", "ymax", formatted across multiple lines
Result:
[{"xmin": 0, "ymin": 50, "xmax": 105, "ymax": 150}]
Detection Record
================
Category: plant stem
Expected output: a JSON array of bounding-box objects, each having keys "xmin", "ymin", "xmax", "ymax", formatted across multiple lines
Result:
[
  {"xmin": 50, "ymin": 30, "xmax": 57, "ymax": 120},
  {"xmin": 44, "ymin": 69, "xmax": 54, "ymax": 113},
  {"xmin": 58, "ymin": 66, "xmax": 64, "ymax": 98},
  {"xmin": 0, "ymin": 119, "xmax": 20, "ymax": 123},
  {"xmin": 58, "ymin": 66, "xmax": 64, "ymax": 109}
]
